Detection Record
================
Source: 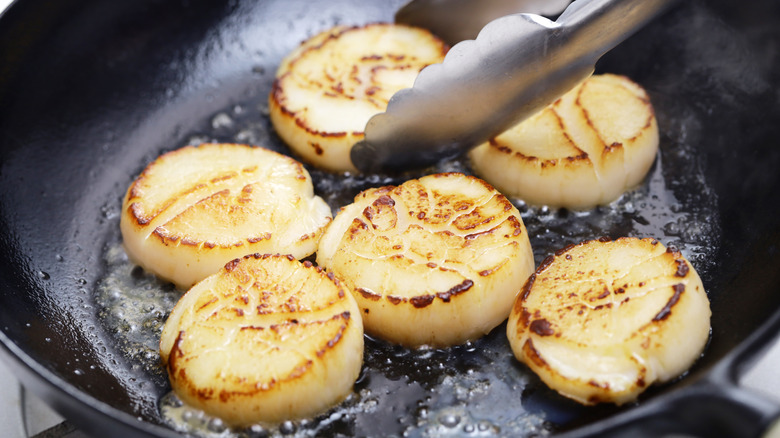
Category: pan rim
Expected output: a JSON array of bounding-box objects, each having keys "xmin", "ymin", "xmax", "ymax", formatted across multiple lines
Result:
[{"xmin": 0, "ymin": 330, "xmax": 180, "ymax": 438}]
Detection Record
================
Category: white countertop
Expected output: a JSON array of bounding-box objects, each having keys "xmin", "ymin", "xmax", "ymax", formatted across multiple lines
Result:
[{"xmin": 0, "ymin": 360, "xmax": 65, "ymax": 437}]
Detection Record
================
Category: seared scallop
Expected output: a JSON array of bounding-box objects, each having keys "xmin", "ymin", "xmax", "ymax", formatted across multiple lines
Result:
[
  {"xmin": 120, "ymin": 143, "xmax": 332, "ymax": 289},
  {"xmin": 507, "ymin": 237, "xmax": 711, "ymax": 405},
  {"xmin": 159, "ymin": 253, "xmax": 364, "ymax": 426},
  {"xmin": 269, "ymin": 23, "xmax": 448, "ymax": 173},
  {"xmin": 469, "ymin": 74, "xmax": 659, "ymax": 209},
  {"xmin": 317, "ymin": 173, "xmax": 535, "ymax": 348}
]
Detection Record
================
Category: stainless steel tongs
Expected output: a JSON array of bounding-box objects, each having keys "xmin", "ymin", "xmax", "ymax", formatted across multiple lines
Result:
[{"xmin": 350, "ymin": 0, "xmax": 678, "ymax": 172}]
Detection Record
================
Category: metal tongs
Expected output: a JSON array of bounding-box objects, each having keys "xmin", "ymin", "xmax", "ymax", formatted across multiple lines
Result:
[{"xmin": 350, "ymin": 0, "xmax": 678, "ymax": 173}]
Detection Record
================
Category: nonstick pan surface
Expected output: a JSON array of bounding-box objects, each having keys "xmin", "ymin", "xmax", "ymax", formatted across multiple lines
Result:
[{"xmin": 1, "ymin": 0, "xmax": 780, "ymax": 437}]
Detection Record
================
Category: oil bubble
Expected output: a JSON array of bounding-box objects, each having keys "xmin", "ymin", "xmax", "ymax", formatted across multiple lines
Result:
[
  {"xmin": 187, "ymin": 135, "xmax": 211, "ymax": 146},
  {"xmin": 246, "ymin": 424, "xmax": 268, "ymax": 438},
  {"xmin": 207, "ymin": 417, "xmax": 226, "ymax": 433},
  {"xmin": 279, "ymin": 421, "xmax": 296, "ymax": 435},
  {"xmin": 235, "ymin": 129, "xmax": 258, "ymax": 144},
  {"xmin": 440, "ymin": 414, "xmax": 460, "ymax": 428},
  {"xmin": 211, "ymin": 112, "xmax": 234, "ymax": 130}
]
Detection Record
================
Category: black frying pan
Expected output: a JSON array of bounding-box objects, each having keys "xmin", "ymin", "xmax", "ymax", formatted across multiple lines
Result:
[{"xmin": 1, "ymin": 0, "xmax": 780, "ymax": 437}]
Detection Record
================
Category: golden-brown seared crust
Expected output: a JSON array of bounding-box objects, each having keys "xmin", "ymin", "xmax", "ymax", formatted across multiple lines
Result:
[
  {"xmin": 269, "ymin": 23, "xmax": 448, "ymax": 172},
  {"xmin": 317, "ymin": 173, "xmax": 535, "ymax": 347},
  {"xmin": 506, "ymin": 237, "xmax": 711, "ymax": 405},
  {"xmin": 469, "ymin": 74, "xmax": 659, "ymax": 209},
  {"xmin": 159, "ymin": 254, "xmax": 364, "ymax": 426}
]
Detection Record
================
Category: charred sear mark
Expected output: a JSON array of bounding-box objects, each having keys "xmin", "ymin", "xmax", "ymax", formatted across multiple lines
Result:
[
  {"xmin": 519, "ymin": 274, "xmax": 538, "ymax": 303},
  {"xmin": 224, "ymin": 258, "xmax": 242, "ymax": 271},
  {"xmin": 674, "ymin": 259, "xmax": 689, "ymax": 277},
  {"xmin": 248, "ymin": 232, "xmax": 273, "ymax": 243},
  {"xmin": 555, "ymin": 243, "xmax": 578, "ymax": 257},
  {"xmin": 404, "ymin": 279, "xmax": 474, "ymax": 309},
  {"xmin": 373, "ymin": 195, "xmax": 395, "ymax": 207},
  {"xmin": 522, "ymin": 338, "xmax": 548, "ymax": 369},
  {"xmin": 362, "ymin": 206, "xmax": 374, "ymax": 221},
  {"xmin": 653, "ymin": 283, "xmax": 685, "ymax": 321},
  {"xmin": 410, "ymin": 295, "xmax": 435, "ymax": 308},
  {"xmin": 309, "ymin": 142, "xmax": 324, "ymax": 155},
  {"xmin": 357, "ymin": 287, "xmax": 381, "ymax": 301},
  {"xmin": 322, "ymin": 312, "xmax": 351, "ymax": 351},
  {"xmin": 517, "ymin": 308, "xmax": 532, "ymax": 332},
  {"xmin": 387, "ymin": 295, "xmax": 405, "ymax": 305},
  {"xmin": 529, "ymin": 319, "xmax": 555, "ymax": 336},
  {"xmin": 437, "ymin": 279, "xmax": 473, "ymax": 302},
  {"xmin": 587, "ymin": 380, "xmax": 609, "ymax": 389}
]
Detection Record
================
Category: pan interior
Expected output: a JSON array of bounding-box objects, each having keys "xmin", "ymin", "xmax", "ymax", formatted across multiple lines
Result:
[{"xmin": 1, "ymin": 0, "xmax": 779, "ymax": 436}]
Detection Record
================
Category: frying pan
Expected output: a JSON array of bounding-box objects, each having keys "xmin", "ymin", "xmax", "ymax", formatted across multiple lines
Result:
[{"xmin": 1, "ymin": 0, "xmax": 780, "ymax": 436}]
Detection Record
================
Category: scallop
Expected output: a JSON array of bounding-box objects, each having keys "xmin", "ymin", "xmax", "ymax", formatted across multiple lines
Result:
[
  {"xmin": 317, "ymin": 172, "xmax": 535, "ymax": 348},
  {"xmin": 469, "ymin": 74, "xmax": 659, "ymax": 209},
  {"xmin": 269, "ymin": 23, "xmax": 448, "ymax": 172},
  {"xmin": 159, "ymin": 253, "xmax": 364, "ymax": 426},
  {"xmin": 507, "ymin": 237, "xmax": 711, "ymax": 405},
  {"xmin": 120, "ymin": 143, "xmax": 332, "ymax": 289}
]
